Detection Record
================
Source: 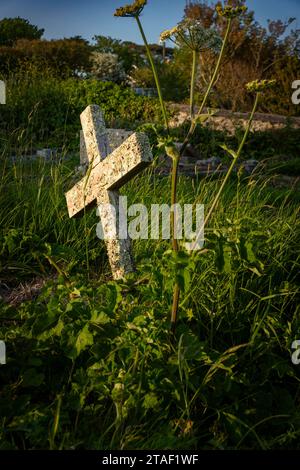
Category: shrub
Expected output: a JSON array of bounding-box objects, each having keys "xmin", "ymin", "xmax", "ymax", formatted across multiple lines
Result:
[{"xmin": 0, "ymin": 70, "xmax": 162, "ymax": 151}]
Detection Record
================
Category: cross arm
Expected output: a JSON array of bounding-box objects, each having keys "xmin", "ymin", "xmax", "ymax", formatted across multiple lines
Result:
[{"xmin": 65, "ymin": 132, "xmax": 152, "ymax": 218}]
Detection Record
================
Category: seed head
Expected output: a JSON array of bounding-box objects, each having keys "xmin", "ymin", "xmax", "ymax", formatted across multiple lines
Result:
[
  {"xmin": 114, "ymin": 0, "xmax": 147, "ymax": 18},
  {"xmin": 246, "ymin": 79, "xmax": 277, "ymax": 93},
  {"xmin": 216, "ymin": 4, "xmax": 247, "ymax": 19}
]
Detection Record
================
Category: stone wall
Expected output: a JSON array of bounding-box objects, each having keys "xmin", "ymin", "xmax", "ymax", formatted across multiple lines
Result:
[{"xmin": 170, "ymin": 105, "xmax": 300, "ymax": 134}]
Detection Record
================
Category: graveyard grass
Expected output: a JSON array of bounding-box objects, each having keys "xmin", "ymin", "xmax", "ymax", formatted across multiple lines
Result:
[
  {"xmin": 0, "ymin": 36, "xmax": 300, "ymax": 449},
  {"xmin": 0, "ymin": 134, "xmax": 299, "ymax": 448}
]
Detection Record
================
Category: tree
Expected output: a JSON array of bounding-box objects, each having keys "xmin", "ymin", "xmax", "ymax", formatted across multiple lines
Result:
[
  {"xmin": 183, "ymin": 0, "xmax": 300, "ymax": 113},
  {"xmin": 0, "ymin": 38, "xmax": 92, "ymax": 77},
  {"xmin": 0, "ymin": 17, "xmax": 44, "ymax": 46}
]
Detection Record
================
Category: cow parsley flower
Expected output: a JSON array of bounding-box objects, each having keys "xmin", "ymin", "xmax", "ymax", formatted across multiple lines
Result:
[{"xmin": 160, "ymin": 19, "xmax": 222, "ymax": 53}]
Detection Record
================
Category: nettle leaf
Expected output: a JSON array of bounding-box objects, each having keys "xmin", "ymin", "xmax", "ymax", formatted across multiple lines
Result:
[
  {"xmin": 74, "ymin": 325, "xmax": 94, "ymax": 358},
  {"xmin": 104, "ymin": 283, "xmax": 123, "ymax": 313},
  {"xmin": 220, "ymin": 143, "xmax": 237, "ymax": 159},
  {"xmin": 32, "ymin": 309, "xmax": 60, "ymax": 336},
  {"xmin": 157, "ymin": 136, "xmax": 176, "ymax": 158},
  {"xmin": 90, "ymin": 310, "xmax": 111, "ymax": 325}
]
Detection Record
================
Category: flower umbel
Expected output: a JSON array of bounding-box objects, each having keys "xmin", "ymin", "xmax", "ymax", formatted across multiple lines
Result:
[
  {"xmin": 114, "ymin": 0, "xmax": 147, "ymax": 18},
  {"xmin": 246, "ymin": 79, "xmax": 277, "ymax": 93},
  {"xmin": 160, "ymin": 19, "xmax": 222, "ymax": 53},
  {"xmin": 216, "ymin": 4, "xmax": 247, "ymax": 19}
]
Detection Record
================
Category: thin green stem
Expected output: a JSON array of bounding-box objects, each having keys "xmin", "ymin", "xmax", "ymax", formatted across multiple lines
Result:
[
  {"xmin": 171, "ymin": 283, "xmax": 180, "ymax": 334},
  {"xmin": 180, "ymin": 19, "xmax": 232, "ymax": 157},
  {"xmin": 135, "ymin": 15, "xmax": 183, "ymax": 334},
  {"xmin": 135, "ymin": 16, "xmax": 169, "ymax": 133},
  {"xmin": 190, "ymin": 50, "xmax": 198, "ymax": 119},
  {"xmin": 170, "ymin": 19, "xmax": 232, "ymax": 333},
  {"xmin": 197, "ymin": 19, "xmax": 231, "ymax": 117},
  {"xmin": 190, "ymin": 92, "xmax": 260, "ymax": 253},
  {"xmin": 170, "ymin": 155, "xmax": 180, "ymax": 252}
]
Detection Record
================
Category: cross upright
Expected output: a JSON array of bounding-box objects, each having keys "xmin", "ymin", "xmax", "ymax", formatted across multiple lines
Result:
[{"xmin": 65, "ymin": 105, "xmax": 153, "ymax": 280}]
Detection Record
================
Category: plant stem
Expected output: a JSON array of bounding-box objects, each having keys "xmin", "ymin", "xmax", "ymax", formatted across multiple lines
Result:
[
  {"xmin": 190, "ymin": 50, "xmax": 198, "ymax": 119},
  {"xmin": 135, "ymin": 14, "xmax": 181, "ymax": 334},
  {"xmin": 170, "ymin": 154, "xmax": 180, "ymax": 251},
  {"xmin": 170, "ymin": 152, "xmax": 180, "ymax": 332},
  {"xmin": 135, "ymin": 16, "xmax": 169, "ymax": 133},
  {"xmin": 171, "ymin": 283, "xmax": 180, "ymax": 334},
  {"xmin": 190, "ymin": 92, "xmax": 260, "ymax": 253},
  {"xmin": 181, "ymin": 19, "xmax": 232, "ymax": 157},
  {"xmin": 170, "ymin": 19, "xmax": 232, "ymax": 333}
]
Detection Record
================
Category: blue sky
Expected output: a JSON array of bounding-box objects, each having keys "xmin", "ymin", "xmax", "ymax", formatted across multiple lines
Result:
[{"xmin": 1, "ymin": 0, "xmax": 300, "ymax": 44}]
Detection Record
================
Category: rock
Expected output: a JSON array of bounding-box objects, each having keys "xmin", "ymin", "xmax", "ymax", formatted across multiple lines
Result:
[
  {"xmin": 196, "ymin": 156, "xmax": 222, "ymax": 167},
  {"xmin": 36, "ymin": 148, "xmax": 58, "ymax": 160},
  {"xmin": 240, "ymin": 159, "xmax": 259, "ymax": 173}
]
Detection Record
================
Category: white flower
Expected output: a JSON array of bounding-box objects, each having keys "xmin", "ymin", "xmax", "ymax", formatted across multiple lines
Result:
[{"xmin": 160, "ymin": 19, "xmax": 222, "ymax": 53}]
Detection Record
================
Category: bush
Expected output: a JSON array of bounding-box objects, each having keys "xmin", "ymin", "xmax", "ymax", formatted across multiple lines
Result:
[{"xmin": 0, "ymin": 70, "xmax": 162, "ymax": 151}]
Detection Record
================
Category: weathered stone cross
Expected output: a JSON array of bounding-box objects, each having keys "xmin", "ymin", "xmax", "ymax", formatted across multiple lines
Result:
[{"xmin": 65, "ymin": 105, "xmax": 153, "ymax": 280}]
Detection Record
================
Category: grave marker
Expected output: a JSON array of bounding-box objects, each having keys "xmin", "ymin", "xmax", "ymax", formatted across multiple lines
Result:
[{"xmin": 66, "ymin": 105, "xmax": 153, "ymax": 279}]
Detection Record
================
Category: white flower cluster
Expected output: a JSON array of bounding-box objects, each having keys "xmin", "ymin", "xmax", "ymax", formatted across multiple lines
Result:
[
  {"xmin": 160, "ymin": 19, "xmax": 222, "ymax": 53},
  {"xmin": 90, "ymin": 52, "xmax": 126, "ymax": 83}
]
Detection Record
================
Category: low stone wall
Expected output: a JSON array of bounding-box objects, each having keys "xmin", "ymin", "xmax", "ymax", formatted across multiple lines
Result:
[{"xmin": 170, "ymin": 104, "xmax": 300, "ymax": 134}]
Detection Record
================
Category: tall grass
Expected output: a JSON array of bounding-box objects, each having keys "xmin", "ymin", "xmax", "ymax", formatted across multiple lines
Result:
[
  {"xmin": 0, "ymin": 71, "xmax": 300, "ymax": 449},
  {"xmin": 0, "ymin": 142, "xmax": 299, "ymax": 450}
]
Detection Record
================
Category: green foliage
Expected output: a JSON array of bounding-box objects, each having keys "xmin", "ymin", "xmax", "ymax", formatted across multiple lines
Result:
[
  {"xmin": 269, "ymin": 158, "xmax": 300, "ymax": 176},
  {"xmin": 184, "ymin": 1, "xmax": 300, "ymax": 116},
  {"xmin": 0, "ymin": 71, "xmax": 162, "ymax": 151},
  {"xmin": 0, "ymin": 4, "xmax": 299, "ymax": 452},
  {"xmin": 0, "ymin": 17, "xmax": 44, "ymax": 46},
  {"xmin": 0, "ymin": 157, "xmax": 299, "ymax": 449},
  {"xmin": 129, "ymin": 61, "xmax": 189, "ymax": 102},
  {"xmin": 0, "ymin": 38, "xmax": 92, "ymax": 77}
]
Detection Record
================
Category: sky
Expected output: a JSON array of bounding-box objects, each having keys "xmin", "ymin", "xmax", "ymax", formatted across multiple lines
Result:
[{"xmin": 1, "ymin": 0, "xmax": 300, "ymax": 44}]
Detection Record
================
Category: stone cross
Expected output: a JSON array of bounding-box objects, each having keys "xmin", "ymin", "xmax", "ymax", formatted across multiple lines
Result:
[
  {"xmin": 80, "ymin": 129, "xmax": 133, "ymax": 166},
  {"xmin": 65, "ymin": 105, "xmax": 153, "ymax": 280}
]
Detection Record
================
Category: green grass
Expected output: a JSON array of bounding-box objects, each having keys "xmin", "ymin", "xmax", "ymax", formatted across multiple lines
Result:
[
  {"xmin": 0, "ymin": 148, "xmax": 299, "ymax": 450},
  {"xmin": 267, "ymin": 158, "xmax": 300, "ymax": 177}
]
